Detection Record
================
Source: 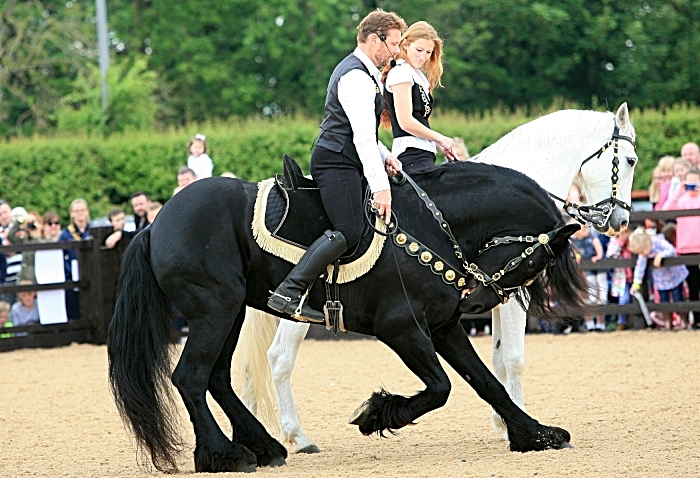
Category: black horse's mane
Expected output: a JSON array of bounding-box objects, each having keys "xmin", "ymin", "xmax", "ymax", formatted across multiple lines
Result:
[{"xmin": 409, "ymin": 160, "xmax": 564, "ymax": 231}]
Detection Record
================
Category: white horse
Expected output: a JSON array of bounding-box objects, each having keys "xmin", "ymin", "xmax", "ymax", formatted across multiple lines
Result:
[{"xmin": 234, "ymin": 104, "xmax": 637, "ymax": 453}]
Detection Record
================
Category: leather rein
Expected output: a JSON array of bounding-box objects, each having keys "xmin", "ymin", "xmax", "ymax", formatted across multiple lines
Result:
[
  {"xmin": 368, "ymin": 172, "xmax": 562, "ymax": 305},
  {"xmin": 548, "ymin": 119, "xmax": 637, "ymax": 228}
]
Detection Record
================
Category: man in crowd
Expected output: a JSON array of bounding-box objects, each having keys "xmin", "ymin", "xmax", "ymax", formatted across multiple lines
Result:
[
  {"xmin": 174, "ymin": 166, "xmax": 197, "ymax": 195},
  {"xmin": 104, "ymin": 192, "xmax": 152, "ymax": 249},
  {"xmin": 681, "ymin": 142, "xmax": 700, "ymax": 167},
  {"xmin": 58, "ymin": 198, "xmax": 91, "ymax": 320}
]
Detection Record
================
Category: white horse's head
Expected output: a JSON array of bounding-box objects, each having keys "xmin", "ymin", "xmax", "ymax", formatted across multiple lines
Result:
[{"xmin": 577, "ymin": 103, "xmax": 636, "ymax": 236}]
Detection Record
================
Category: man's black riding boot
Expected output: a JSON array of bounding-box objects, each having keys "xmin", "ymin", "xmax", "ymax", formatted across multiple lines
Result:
[{"xmin": 268, "ymin": 230, "xmax": 347, "ymax": 322}]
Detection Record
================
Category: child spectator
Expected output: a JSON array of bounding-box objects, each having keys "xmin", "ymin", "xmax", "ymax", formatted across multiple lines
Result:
[
  {"xmin": 187, "ymin": 133, "xmax": 213, "ymax": 179},
  {"xmin": 648, "ymin": 166, "xmax": 664, "ymax": 208},
  {"xmin": 662, "ymin": 168, "xmax": 700, "ymax": 327},
  {"xmin": 654, "ymin": 155, "xmax": 676, "ymax": 210},
  {"xmin": 630, "ymin": 231, "xmax": 689, "ymax": 330},
  {"xmin": 11, "ymin": 280, "xmax": 40, "ymax": 328},
  {"xmin": 571, "ymin": 223, "xmax": 608, "ymax": 331},
  {"xmin": 0, "ymin": 300, "xmax": 13, "ymax": 338},
  {"xmin": 606, "ymin": 227, "xmax": 633, "ymax": 330},
  {"xmin": 108, "ymin": 208, "xmax": 125, "ymax": 232},
  {"xmin": 668, "ymin": 158, "xmax": 692, "ymax": 199},
  {"xmin": 173, "ymin": 166, "xmax": 197, "ymax": 195}
]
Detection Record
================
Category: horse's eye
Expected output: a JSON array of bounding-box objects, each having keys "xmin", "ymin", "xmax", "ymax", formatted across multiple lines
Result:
[
  {"xmin": 627, "ymin": 156, "xmax": 637, "ymax": 167},
  {"xmin": 527, "ymin": 260, "xmax": 535, "ymax": 271}
]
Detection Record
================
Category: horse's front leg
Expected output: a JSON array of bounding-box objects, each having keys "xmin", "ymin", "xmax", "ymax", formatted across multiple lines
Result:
[
  {"xmin": 349, "ymin": 323, "xmax": 451, "ymax": 436},
  {"xmin": 432, "ymin": 320, "xmax": 571, "ymax": 452},
  {"xmin": 267, "ymin": 319, "xmax": 320, "ymax": 454},
  {"xmin": 490, "ymin": 302, "xmax": 527, "ymax": 440}
]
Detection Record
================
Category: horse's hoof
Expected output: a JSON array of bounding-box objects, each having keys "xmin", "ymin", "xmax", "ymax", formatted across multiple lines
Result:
[
  {"xmin": 348, "ymin": 402, "xmax": 371, "ymax": 427},
  {"xmin": 269, "ymin": 456, "xmax": 287, "ymax": 467},
  {"xmin": 234, "ymin": 463, "xmax": 257, "ymax": 473},
  {"xmin": 559, "ymin": 441, "xmax": 574, "ymax": 449},
  {"xmin": 297, "ymin": 444, "xmax": 321, "ymax": 454}
]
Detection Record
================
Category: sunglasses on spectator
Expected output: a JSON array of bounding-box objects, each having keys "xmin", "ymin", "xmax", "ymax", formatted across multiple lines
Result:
[{"xmin": 47, "ymin": 221, "xmax": 61, "ymax": 226}]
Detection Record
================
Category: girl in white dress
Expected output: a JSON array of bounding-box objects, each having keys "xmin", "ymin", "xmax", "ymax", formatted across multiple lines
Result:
[{"xmin": 187, "ymin": 133, "xmax": 214, "ymax": 179}]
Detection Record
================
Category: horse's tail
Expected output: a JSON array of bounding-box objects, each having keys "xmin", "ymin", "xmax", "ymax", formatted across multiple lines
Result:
[
  {"xmin": 232, "ymin": 308, "xmax": 280, "ymax": 436},
  {"xmin": 107, "ymin": 229, "xmax": 181, "ymax": 472}
]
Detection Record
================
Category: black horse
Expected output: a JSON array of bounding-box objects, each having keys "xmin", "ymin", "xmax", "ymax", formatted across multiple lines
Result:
[{"xmin": 108, "ymin": 161, "xmax": 586, "ymax": 473}]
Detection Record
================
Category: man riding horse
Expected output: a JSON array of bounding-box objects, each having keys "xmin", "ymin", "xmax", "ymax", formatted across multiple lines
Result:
[{"xmin": 267, "ymin": 10, "xmax": 408, "ymax": 322}]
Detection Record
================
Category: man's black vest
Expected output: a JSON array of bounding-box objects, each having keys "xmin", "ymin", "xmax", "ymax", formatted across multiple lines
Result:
[
  {"xmin": 315, "ymin": 53, "xmax": 384, "ymax": 170},
  {"xmin": 385, "ymin": 82, "xmax": 434, "ymax": 139}
]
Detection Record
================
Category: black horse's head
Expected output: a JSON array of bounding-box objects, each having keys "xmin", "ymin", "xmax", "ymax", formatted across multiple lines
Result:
[
  {"xmin": 458, "ymin": 224, "xmax": 585, "ymax": 316},
  {"xmin": 405, "ymin": 162, "xmax": 588, "ymax": 316}
]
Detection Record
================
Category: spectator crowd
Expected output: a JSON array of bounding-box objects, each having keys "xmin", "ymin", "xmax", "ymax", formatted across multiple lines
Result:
[
  {"xmin": 3, "ymin": 135, "xmax": 698, "ymax": 337},
  {"xmin": 546, "ymin": 142, "xmax": 700, "ymax": 334},
  {"xmin": 0, "ymin": 133, "xmax": 237, "ymax": 338}
]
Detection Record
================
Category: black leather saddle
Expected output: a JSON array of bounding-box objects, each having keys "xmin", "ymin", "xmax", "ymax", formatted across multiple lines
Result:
[{"xmin": 264, "ymin": 155, "xmax": 374, "ymax": 263}]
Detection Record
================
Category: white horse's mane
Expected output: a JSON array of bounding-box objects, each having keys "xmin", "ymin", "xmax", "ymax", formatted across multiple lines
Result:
[{"xmin": 478, "ymin": 110, "xmax": 619, "ymax": 159}]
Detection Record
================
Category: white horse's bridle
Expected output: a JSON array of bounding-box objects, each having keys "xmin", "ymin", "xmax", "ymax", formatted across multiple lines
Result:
[{"xmin": 549, "ymin": 119, "xmax": 636, "ymax": 228}]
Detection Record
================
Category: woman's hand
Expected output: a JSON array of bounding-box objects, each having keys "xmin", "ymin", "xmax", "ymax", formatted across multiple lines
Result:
[
  {"xmin": 437, "ymin": 135, "xmax": 457, "ymax": 161},
  {"xmin": 384, "ymin": 155, "xmax": 402, "ymax": 177}
]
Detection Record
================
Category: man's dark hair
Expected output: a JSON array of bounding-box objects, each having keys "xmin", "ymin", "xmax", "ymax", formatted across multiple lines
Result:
[
  {"xmin": 130, "ymin": 191, "xmax": 150, "ymax": 201},
  {"xmin": 107, "ymin": 208, "xmax": 123, "ymax": 221}
]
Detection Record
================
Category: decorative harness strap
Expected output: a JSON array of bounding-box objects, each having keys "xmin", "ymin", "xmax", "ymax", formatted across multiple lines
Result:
[
  {"xmin": 549, "ymin": 119, "xmax": 636, "ymax": 228},
  {"xmin": 385, "ymin": 172, "xmax": 560, "ymax": 304}
]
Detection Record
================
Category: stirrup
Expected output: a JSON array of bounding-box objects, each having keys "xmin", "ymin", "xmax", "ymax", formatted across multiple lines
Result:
[{"xmin": 323, "ymin": 300, "xmax": 346, "ymax": 334}]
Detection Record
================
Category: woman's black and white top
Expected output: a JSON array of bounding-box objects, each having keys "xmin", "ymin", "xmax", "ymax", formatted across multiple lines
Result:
[{"xmin": 384, "ymin": 59, "xmax": 436, "ymax": 158}]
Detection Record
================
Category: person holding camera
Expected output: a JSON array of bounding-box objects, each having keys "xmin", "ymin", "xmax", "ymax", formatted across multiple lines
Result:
[
  {"xmin": 6, "ymin": 210, "xmax": 50, "ymax": 283},
  {"xmin": 663, "ymin": 168, "xmax": 700, "ymax": 328}
]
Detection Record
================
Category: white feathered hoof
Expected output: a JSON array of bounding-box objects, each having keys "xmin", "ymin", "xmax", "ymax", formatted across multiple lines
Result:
[{"xmin": 492, "ymin": 409, "xmax": 509, "ymax": 441}]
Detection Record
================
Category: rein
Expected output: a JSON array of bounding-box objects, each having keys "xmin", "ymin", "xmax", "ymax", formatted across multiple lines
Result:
[
  {"xmin": 549, "ymin": 119, "xmax": 636, "ymax": 228},
  {"xmin": 368, "ymin": 172, "xmax": 560, "ymax": 304}
]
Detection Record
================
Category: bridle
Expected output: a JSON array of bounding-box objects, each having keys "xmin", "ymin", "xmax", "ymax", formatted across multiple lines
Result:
[
  {"xmin": 549, "ymin": 118, "xmax": 637, "ymax": 228},
  {"xmin": 368, "ymin": 173, "xmax": 562, "ymax": 304}
]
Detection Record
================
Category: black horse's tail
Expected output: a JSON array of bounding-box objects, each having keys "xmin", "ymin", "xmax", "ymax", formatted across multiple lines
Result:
[
  {"xmin": 107, "ymin": 229, "xmax": 181, "ymax": 472},
  {"xmin": 526, "ymin": 241, "xmax": 589, "ymax": 323}
]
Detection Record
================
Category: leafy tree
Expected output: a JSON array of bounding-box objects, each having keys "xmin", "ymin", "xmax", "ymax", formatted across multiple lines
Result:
[
  {"xmin": 0, "ymin": 0, "xmax": 92, "ymax": 136},
  {"xmin": 55, "ymin": 56, "xmax": 158, "ymax": 136}
]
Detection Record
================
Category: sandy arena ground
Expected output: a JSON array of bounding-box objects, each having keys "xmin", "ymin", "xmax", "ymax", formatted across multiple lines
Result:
[{"xmin": 1, "ymin": 330, "xmax": 700, "ymax": 477}]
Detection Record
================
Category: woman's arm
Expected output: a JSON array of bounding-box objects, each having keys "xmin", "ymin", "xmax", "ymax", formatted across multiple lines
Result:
[{"xmin": 391, "ymin": 82, "xmax": 455, "ymax": 159}]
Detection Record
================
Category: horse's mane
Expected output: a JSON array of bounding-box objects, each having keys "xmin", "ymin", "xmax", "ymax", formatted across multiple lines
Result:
[
  {"xmin": 476, "ymin": 110, "xmax": 619, "ymax": 160},
  {"xmin": 411, "ymin": 160, "xmax": 562, "ymax": 225}
]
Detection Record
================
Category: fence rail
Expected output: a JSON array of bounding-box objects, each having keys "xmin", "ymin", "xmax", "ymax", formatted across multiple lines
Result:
[{"xmin": 2, "ymin": 207, "xmax": 698, "ymax": 350}]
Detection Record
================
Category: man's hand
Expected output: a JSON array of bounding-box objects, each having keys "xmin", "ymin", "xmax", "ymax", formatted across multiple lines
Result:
[
  {"xmin": 104, "ymin": 230, "xmax": 123, "ymax": 249},
  {"xmin": 385, "ymin": 155, "xmax": 402, "ymax": 177},
  {"xmin": 373, "ymin": 189, "xmax": 392, "ymax": 225}
]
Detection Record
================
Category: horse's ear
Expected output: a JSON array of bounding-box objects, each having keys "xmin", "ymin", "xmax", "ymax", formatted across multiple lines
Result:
[
  {"xmin": 616, "ymin": 102, "xmax": 629, "ymax": 128},
  {"xmin": 550, "ymin": 224, "xmax": 580, "ymax": 249}
]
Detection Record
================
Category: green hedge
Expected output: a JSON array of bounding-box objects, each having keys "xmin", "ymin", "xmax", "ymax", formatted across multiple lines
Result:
[{"xmin": 1, "ymin": 105, "xmax": 699, "ymax": 221}]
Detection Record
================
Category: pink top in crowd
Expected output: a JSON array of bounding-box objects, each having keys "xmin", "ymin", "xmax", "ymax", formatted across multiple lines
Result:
[
  {"xmin": 662, "ymin": 192, "xmax": 700, "ymax": 254},
  {"xmin": 654, "ymin": 180, "xmax": 671, "ymax": 210}
]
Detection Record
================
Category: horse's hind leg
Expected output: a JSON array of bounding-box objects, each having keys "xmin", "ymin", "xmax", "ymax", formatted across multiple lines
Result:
[
  {"xmin": 267, "ymin": 320, "xmax": 319, "ymax": 454},
  {"xmin": 350, "ymin": 324, "xmax": 452, "ymax": 436},
  {"xmin": 171, "ymin": 298, "xmax": 257, "ymax": 473},
  {"xmin": 208, "ymin": 307, "xmax": 288, "ymax": 467},
  {"xmin": 432, "ymin": 320, "xmax": 571, "ymax": 452},
  {"xmin": 490, "ymin": 303, "xmax": 527, "ymax": 440}
]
